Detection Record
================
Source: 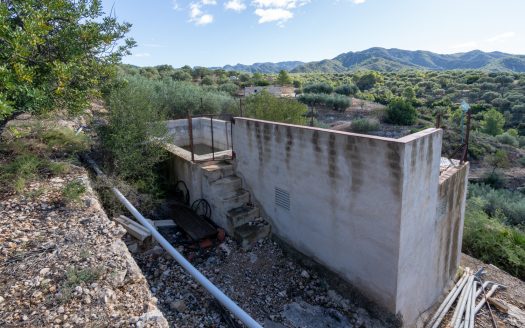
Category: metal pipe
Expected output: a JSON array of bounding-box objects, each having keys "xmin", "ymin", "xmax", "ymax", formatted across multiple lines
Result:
[
  {"xmin": 427, "ymin": 271, "xmax": 469, "ymax": 328},
  {"xmin": 188, "ymin": 113, "xmax": 195, "ymax": 162},
  {"xmin": 85, "ymin": 156, "xmax": 262, "ymax": 328},
  {"xmin": 451, "ymin": 275, "xmax": 474, "ymax": 328},
  {"xmin": 211, "ymin": 116, "xmax": 215, "ymax": 161}
]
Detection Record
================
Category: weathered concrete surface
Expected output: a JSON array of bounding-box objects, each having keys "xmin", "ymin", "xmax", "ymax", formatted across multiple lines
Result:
[{"xmin": 232, "ymin": 118, "xmax": 468, "ymax": 326}]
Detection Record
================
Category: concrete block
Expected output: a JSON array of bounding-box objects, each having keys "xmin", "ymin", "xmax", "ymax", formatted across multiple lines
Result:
[
  {"xmin": 114, "ymin": 215, "xmax": 151, "ymax": 242},
  {"xmin": 221, "ymin": 189, "xmax": 250, "ymax": 210},
  {"xmin": 227, "ymin": 206, "xmax": 260, "ymax": 229},
  {"xmin": 153, "ymin": 220, "xmax": 177, "ymax": 228},
  {"xmin": 234, "ymin": 222, "xmax": 271, "ymax": 249},
  {"xmin": 210, "ymin": 176, "xmax": 242, "ymax": 194}
]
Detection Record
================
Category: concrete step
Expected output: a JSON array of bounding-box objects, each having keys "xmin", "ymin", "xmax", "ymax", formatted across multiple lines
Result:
[
  {"xmin": 227, "ymin": 205, "xmax": 260, "ymax": 229},
  {"xmin": 201, "ymin": 162, "xmax": 234, "ymax": 183},
  {"xmin": 221, "ymin": 189, "xmax": 250, "ymax": 210},
  {"xmin": 234, "ymin": 219, "xmax": 271, "ymax": 249},
  {"xmin": 210, "ymin": 176, "xmax": 242, "ymax": 194}
]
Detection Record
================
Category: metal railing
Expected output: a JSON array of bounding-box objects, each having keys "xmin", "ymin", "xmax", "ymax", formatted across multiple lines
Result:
[
  {"xmin": 84, "ymin": 155, "xmax": 262, "ymax": 328},
  {"xmin": 186, "ymin": 113, "xmax": 235, "ymax": 163}
]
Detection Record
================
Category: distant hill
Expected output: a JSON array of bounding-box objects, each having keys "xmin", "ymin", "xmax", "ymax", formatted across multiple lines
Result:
[
  {"xmin": 218, "ymin": 48, "xmax": 525, "ymax": 73},
  {"xmin": 222, "ymin": 61, "xmax": 304, "ymax": 73}
]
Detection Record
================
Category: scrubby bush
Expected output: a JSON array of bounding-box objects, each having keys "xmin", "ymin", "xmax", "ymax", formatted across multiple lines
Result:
[
  {"xmin": 303, "ymin": 83, "xmax": 333, "ymax": 94},
  {"xmin": 481, "ymin": 108, "xmax": 505, "ymax": 136},
  {"xmin": 334, "ymin": 84, "xmax": 358, "ymax": 96},
  {"xmin": 99, "ymin": 76, "xmax": 170, "ymax": 195},
  {"xmin": 297, "ymin": 93, "xmax": 350, "ymax": 112},
  {"xmin": 244, "ymin": 91, "xmax": 307, "ymax": 125},
  {"xmin": 386, "ymin": 97, "xmax": 417, "ymax": 125},
  {"xmin": 496, "ymin": 132, "xmax": 519, "ymax": 146},
  {"xmin": 469, "ymin": 183, "xmax": 525, "ymax": 227},
  {"xmin": 350, "ymin": 118, "xmax": 380, "ymax": 133},
  {"xmin": 462, "ymin": 197, "xmax": 525, "ymax": 279}
]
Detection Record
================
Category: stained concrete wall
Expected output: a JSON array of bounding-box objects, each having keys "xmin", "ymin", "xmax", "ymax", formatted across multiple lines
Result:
[{"xmin": 232, "ymin": 118, "xmax": 468, "ymax": 326}]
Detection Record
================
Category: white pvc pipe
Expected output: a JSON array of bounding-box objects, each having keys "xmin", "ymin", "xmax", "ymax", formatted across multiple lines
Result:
[
  {"xmin": 86, "ymin": 157, "xmax": 262, "ymax": 328},
  {"xmin": 427, "ymin": 272, "xmax": 469, "ymax": 328}
]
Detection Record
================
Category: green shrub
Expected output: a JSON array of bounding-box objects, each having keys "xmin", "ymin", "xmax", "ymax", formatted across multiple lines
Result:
[
  {"xmin": 496, "ymin": 132, "xmax": 519, "ymax": 147},
  {"xmin": 244, "ymin": 90, "xmax": 307, "ymax": 125},
  {"xmin": 481, "ymin": 108, "xmax": 505, "ymax": 136},
  {"xmin": 61, "ymin": 180, "xmax": 86, "ymax": 204},
  {"xmin": 462, "ymin": 197, "xmax": 525, "ymax": 279},
  {"xmin": 0, "ymin": 154, "xmax": 43, "ymax": 193},
  {"xmin": 297, "ymin": 93, "xmax": 350, "ymax": 112},
  {"xmin": 350, "ymin": 118, "xmax": 380, "ymax": 133},
  {"xmin": 481, "ymin": 171, "xmax": 506, "ymax": 189},
  {"xmin": 386, "ymin": 97, "xmax": 417, "ymax": 125},
  {"xmin": 334, "ymin": 84, "xmax": 358, "ymax": 96},
  {"xmin": 303, "ymin": 83, "xmax": 333, "ymax": 94},
  {"xmin": 469, "ymin": 183, "xmax": 525, "ymax": 226}
]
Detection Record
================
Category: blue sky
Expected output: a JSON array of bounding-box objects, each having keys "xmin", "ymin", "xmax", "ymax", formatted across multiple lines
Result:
[{"xmin": 101, "ymin": 0, "xmax": 525, "ymax": 67}]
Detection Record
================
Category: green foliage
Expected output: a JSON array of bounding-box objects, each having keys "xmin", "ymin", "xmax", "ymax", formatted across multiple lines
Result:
[
  {"xmin": 469, "ymin": 183, "xmax": 525, "ymax": 227},
  {"xmin": 0, "ymin": 0, "xmax": 134, "ymax": 118},
  {"xmin": 350, "ymin": 118, "xmax": 380, "ymax": 133},
  {"xmin": 462, "ymin": 197, "xmax": 525, "ymax": 279},
  {"xmin": 486, "ymin": 149, "xmax": 509, "ymax": 173},
  {"xmin": 244, "ymin": 90, "xmax": 307, "ymax": 125},
  {"xmin": 334, "ymin": 84, "xmax": 358, "ymax": 96},
  {"xmin": 99, "ymin": 77, "xmax": 170, "ymax": 194},
  {"xmin": 355, "ymin": 72, "xmax": 383, "ymax": 91},
  {"xmin": 386, "ymin": 97, "xmax": 417, "ymax": 125},
  {"xmin": 303, "ymin": 83, "xmax": 333, "ymax": 94},
  {"xmin": 481, "ymin": 108, "xmax": 505, "ymax": 136},
  {"xmin": 277, "ymin": 70, "xmax": 292, "ymax": 86},
  {"xmin": 41, "ymin": 128, "xmax": 91, "ymax": 154},
  {"xmin": 297, "ymin": 93, "xmax": 350, "ymax": 112},
  {"xmin": 61, "ymin": 180, "xmax": 86, "ymax": 204},
  {"xmin": 496, "ymin": 132, "xmax": 519, "ymax": 147}
]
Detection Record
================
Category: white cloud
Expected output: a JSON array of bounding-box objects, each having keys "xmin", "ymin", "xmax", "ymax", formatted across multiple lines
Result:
[
  {"xmin": 254, "ymin": 8, "xmax": 293, "ymax": 23},
  {"xmin": 134, "ymin": 52, "xmax": 151, "ymax": 57},
  {"xmin": 486, "ymin": 32, "xmax": 515, "ymax": 43},
  {"xmin": 251, "ymin": 0, "xmax": 309, "ymax": 25},
  {"xmin": 172, "ymin": 0, "xmax": 181, "ymax": 10},
  {"xmin": 225, "ymin": 0, "xmax": 246, "ymax": 12},
  {"xmin": 189, "ymin": 2, "xmax": 215, "ymax": 25},
  {"xmin": 252, "ymin": 0, "xmax": 309, "ymax": 9},
  {"xmin": 352, "ymin": 0, "xmax": 366, "ymax": 4}
]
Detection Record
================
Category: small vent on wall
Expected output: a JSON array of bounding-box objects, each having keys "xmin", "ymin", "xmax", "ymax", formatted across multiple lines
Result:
[{"xmin": 275, "ymin": 187, "xmax": 290, "ymax": 210}]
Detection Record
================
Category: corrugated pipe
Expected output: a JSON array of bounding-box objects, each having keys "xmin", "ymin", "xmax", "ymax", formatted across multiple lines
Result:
[{"xmin": 84, "ymin": 155, "xmax": 262, "ymax": 328}]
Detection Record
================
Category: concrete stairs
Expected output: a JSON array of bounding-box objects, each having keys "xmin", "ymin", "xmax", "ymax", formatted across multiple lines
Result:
[{"xmin": 202, "ymin": 162, "xmax": 270, "ymax": 249}]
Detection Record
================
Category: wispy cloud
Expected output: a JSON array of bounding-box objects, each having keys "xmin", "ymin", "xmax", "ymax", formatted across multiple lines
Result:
[
  {"xmin": 486, "ymin": 31, "xmax": 515, "ymax": 43},
  {"xmin": 255, "ymin": 8, "xmax": 293, "ymax": 23},
  {"xmin": 225, "ymin": 0, "xmax": 246, "ymax": 12},
  {"xmin": 352, "ymin": 0, "xmax": 366, "ymax": 4}
]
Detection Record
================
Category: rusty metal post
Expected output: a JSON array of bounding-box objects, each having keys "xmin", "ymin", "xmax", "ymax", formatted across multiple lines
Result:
[
  {"xmin": 239, "ymin": 98, "xmax": 243, "ymax": 117},
  {"xmin": 462, "ymin": 110, "xmax": 471, "ymax": 163},
  {"xmin": 211, "ymin": 115, "xmax": 215, "ymax": 161},
  {"xmin": 436, "ymin": 113, "xmax": 441, "ymax": 129},
  {"xmin": 187, "ymin": 112, "xmax": 195, "ymax": 162}
]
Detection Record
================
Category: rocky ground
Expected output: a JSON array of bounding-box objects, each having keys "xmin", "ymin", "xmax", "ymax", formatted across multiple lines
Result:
[
  {"xmin": 0, "ymin": 166, "xmax": 168, "ymax": 327},
  {"xmin": 130, "ymin": 229, "xmax": 398, "ymax": 328}
]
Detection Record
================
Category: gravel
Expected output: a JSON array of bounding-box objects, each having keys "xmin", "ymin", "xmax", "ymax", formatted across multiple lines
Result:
[{"xmin": 0, "ymin": 167, "xmax": 168, "ymax": 327}]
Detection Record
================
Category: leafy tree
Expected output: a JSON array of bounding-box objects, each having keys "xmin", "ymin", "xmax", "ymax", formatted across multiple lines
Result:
[
  {"xmin": 386, "ymin": 97, "xmax": 417, "ymax": 125},
  {"xmin": 277, "ymin": 70, "xmax": 292, "ymax": 86},
  {"xmin": 244, "ymin": 90, "xmax": 307, "ymax": 125},
  {"xmin": 334, "ymin": 84, "xmax": 358, "ymax": 96},
  {"xmin": 0, "ymin": 0, "xmax": 134, "ymax": 119},
  {"xmin": 355, "ymin": 72, "xmax": 383, "ymax": 91},
  {"xmin": 303, "ymin": 83, "xmax": 333, "ymax": 94},
  {"xmin": 481, "ymin": 108, "xmax": 505, "ymax": 136}
]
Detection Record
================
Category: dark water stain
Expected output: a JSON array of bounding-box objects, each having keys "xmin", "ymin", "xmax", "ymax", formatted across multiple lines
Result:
[
  {"xmin": 327, "ymin": 134, "xmax": 338, "ymax": 181},
  {"xmin": 285, "ymin": 126, "xmax": 294, "ymax": 168},
  {"xmin": 345, "ymin": 137, "xmax": 364, "ymax": 196},
  {"xmin": 254, "ymin": 121, "xmax": 263, "ymax": 163},
  {"xmin": 386, "ymin": 143, "xmax": 402, "ymax": 199}
]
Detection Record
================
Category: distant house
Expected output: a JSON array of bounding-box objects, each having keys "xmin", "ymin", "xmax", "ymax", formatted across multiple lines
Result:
[{"xmin": 243, "ymin": 85, "xmax": 295, "ymax": 98}]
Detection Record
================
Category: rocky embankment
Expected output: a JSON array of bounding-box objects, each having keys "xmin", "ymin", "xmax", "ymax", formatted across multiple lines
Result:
[{"xmin": 0, "ymin": 165, "xmax": 168, "ymax": 327}]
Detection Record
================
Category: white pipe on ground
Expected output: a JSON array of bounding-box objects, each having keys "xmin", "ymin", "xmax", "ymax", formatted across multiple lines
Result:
[{"xmin": 85, "ymin": 156, "xmax": 262, "ymax": 328}]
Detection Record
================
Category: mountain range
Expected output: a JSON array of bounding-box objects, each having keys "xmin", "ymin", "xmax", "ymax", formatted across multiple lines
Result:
[{"xmin": 219, "ymin": 48, "xmax": 525, "ymax": 73}]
